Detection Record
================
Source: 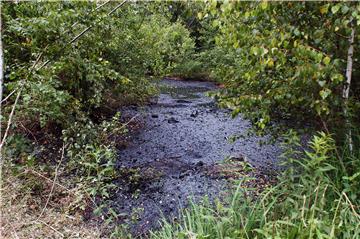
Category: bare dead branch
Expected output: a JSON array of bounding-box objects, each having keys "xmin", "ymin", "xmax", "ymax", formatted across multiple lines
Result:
[
  {"xmin": 0, "ymin": 89, "xmax": 17, "ymax": 104},
  {"xmin": 0, "ymin": 50, "xmax": 43, "ymax": 152},
  {"xmin": 36, "ymin": 144, "xmax": 66, "ymax": 222}
]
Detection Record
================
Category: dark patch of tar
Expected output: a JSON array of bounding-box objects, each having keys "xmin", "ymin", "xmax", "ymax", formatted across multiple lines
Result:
[{"xmin": 112, "ymin": 79, "xmax": 282, "ymax": 236}]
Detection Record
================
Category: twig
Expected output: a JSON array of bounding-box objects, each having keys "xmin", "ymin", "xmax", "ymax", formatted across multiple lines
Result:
[
  {"xmin": 68, "ymin": 26, "xmax": 92, "ymax": 44},
  {"xmin": 0, "ymin": 89, "xmax": 17, "ymax": 104},
  {"xmin": 68, "ymin": 0, "xmax": 112, "ymax": 31},
  {"xmin": 107, "ymin": 113, "xmax": 139, "ymax": 138},
  {"xmin": 19, "ymin": 121, "xmax": 38, "ymax": 143},
  {"xmin": 342, "ymin": 192, "xmax": 360, "ymax": 218},
  {"xmin": 36, "ymin": 144, "xmax": 66, "ymax": 221},
  {"xmin": 0, "ymin": 51, "xmax": 44, "ymax": 152},
  {"xmin": 37, "ymin": 220, "xmax": 65, "ymax": 238},
  {"xmin": 9, "ymin": 223, "xmax": 20, "ymax": 239},
  {"xmin": 70, "ymin": 1, "xmax": 127, "ymax": 44},
  {"xmin": 27, "ymin": 168, "xmax": 99, "ymax": 211},
  {"xmin": 0, "ymin": 21, "xmax": 3, "ymax": 239},
  {"xmin": 26, "ymin": 168, "xmax": 99, "ymax": 211},
  {"xmin": 306, "ymin": 45, "xmax": 331, "ymax": 58},
  {"xmin": 0, "ymin": 87, "xmax": 23, "ymax": 152},
  {"xmin": 335, "ymin": 32, "xmax": 350, "ymax": 39},
  {"xmin": 108, "ymin": 0, "xmax": 127, "ymax": 15},
  {"xmin": 28, "ymin": 168, "xmax": 70, "ymax": 192}
]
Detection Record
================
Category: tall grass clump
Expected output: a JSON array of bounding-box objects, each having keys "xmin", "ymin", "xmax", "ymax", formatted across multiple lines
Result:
[{"xmin": 151, "ymin": 131, "xmax": 360, "ymax": 239}]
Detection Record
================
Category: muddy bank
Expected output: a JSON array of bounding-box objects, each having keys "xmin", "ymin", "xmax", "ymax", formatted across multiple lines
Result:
[{"xmin": 113, "ymin": 79, "xmax": 281, "ymax": 236}]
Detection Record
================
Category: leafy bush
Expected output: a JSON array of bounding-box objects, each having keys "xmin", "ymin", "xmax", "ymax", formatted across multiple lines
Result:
[
  {"xmin": 2, "ymin": 1, "xmax": 196, "ymax": 131},
  {"xmin": 198, "ymin": 2, "xmax": 360, "ymax": 132}
]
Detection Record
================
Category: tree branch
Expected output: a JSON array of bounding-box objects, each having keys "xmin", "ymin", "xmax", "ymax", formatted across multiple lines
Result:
[{"xmin": 36, "ymin": 144, "xmax": 66, "ymax": 222}]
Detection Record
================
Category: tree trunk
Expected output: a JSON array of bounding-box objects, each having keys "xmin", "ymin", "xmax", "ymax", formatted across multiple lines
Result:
[
  {"xmin": 0, "ymin": 3, "xmax": 4, "ymax": 238},
  {"xmin": 343, "ymin": 25, "xmax": 355, "ymax": 153}
]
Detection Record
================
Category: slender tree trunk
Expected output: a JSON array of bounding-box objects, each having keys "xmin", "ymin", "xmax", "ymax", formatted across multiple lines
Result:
[
  {"xmin": 343, "ymin": 25, "xmax": 355, "ymax": 153},
  {"xmin": 0, "ymin": 3, "xmax": 4, "ymax": 237}
]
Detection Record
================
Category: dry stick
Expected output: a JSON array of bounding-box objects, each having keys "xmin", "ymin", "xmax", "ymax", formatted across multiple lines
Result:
[
  {"xmin": 342, "ymin": 192, "xmax": 360, "ymax": 218},
  {"xmin": 37, "ymin": 220, "xmax": 65, "ymax": 238},
  {"xmin": 0, "ymin": 89, "xmax": 16, "ymax": 104},
  {"xmin": 0, "ymin": 2, "xmax": 4, "ymax": 140},
  {"xmin": 28, "ymin": 162, "xmax": 98, "ymax": 212},
  {"xmin": 107, "ymin": 113, "xmax": 139, "ymax": 138},
  {"xmin": 18, "ymin": 122, "xmax": 38, "ymax": 142},
  {"xmin": 10, "ymin": 224, "xmax": 20, "ymax": 239},
  {"xmin": 36, "ymin": 144, "xmax": 66, "ymax": 222},
  {"xmin": 27, "ymin": 168, "xmax": 99, "ymax": 211},
  {"xmin": 28, "ymin": 169, "xmax": 70, "ymax": 192},
  {"xmin": 107, "ymin": 0, "xmax": 127, "ymax": 15},
  {"xmin": 0, "ymin": 51, "xmax": 43, "ymax": 152},
  {"xmin": 0, "ymin": 89, "xmax": 22, "ymax": 152},
  {"xmin": 68, "ymin": 0, "xmax": 111, "ymax": 30}
]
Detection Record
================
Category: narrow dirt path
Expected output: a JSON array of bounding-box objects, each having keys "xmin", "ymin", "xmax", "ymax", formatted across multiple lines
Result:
[{"xmin": 114, "ymin": 79, "xmax": 281, "ymax": 235}]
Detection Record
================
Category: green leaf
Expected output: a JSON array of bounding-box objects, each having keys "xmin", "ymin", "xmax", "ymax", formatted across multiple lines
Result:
[
  {"xmin": 250, "ymin": 46, "xmax": 259, "ymax": 56},
  {"xmin": 211, "ymin": 0, "xmax": 217, "ymax": 9},
  {"xmin": 318, "ymin": 80, "xmax": 326, "ymax": 87},
  {"xmin": 320, "ymin": 4, "xmax": 329, "ymax": 15},
  {"xmin": 331, "ymin": 5, "xmax": 340, "ymax": 14},
  {"xmin": 260, "ymin": 2, "xmax": 268, "ymax": 10},
  {"xmin": 323, "ymin": 56, "xmax": 331, "ymax": 65},
  {"xmin": 341, "ymin": 5, "xmax": 349, "ymax": 14},
  {"xmin": 319, "ymin": 88, "xmax": 331, "ymax": 99},
  {"xmin": 294, "ymin": 28, "xmax": 300, "ymax": 36}
]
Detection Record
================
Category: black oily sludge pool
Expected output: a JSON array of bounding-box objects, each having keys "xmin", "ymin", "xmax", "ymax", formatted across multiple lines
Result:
[{"xmin": 112, "ymin": 79, "xmax": 281, "ymax": 236}]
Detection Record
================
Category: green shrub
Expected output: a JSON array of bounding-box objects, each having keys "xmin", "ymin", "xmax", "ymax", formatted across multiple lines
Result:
[
  {"xmin": 2, "ymin": 1, "xmax": 196, "ymax": 132},
  {"xmin": 198, "ymin": 2, "xmax": 360, "ymax": 132}
]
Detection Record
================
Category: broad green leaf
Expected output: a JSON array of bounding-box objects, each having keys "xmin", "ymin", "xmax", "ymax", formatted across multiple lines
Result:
[
  {"xmin": 331, "ymin": 5, "xmax": 340, "ymax": 14},
  {"xmin": 323, "ymin": 56, "xmax": 331, "ymax": 65},
  {"xmin": 260, "ymin": 1, "xmax": 268, "ymax": 10},
  {"xmin": 341, "ymin": 5, "xmax": 349, "ymax": 14},
  {"xmin": 320, "ymin": 4, "xmax": 329, "ymax": 15},
  {"xmin": 318, "ymin": 80, "xmax": 326, "ymax": 87},
  {"xmin": 319, "ymin": 88, "xmax": 331, "ymax": 99}
]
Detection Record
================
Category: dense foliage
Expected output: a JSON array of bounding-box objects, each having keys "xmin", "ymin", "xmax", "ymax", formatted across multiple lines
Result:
[
  {"xmin": 200, "ymin": 1, "xmax": 360, "ymax": 132},
  {"xmin": 1, "ymin": 1, "xmax": 196, "ymax": 236},
  {"xmin": 2, "ymin": 1, "xmax": 195, "ymax": 130}
]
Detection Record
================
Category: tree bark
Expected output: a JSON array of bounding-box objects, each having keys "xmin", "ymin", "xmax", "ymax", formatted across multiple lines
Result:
[
  {"xmin": 343, "ymin": 25, "xmax": 355, "ymax": 153},
  {"xmin": 0, "ymin": 3, "xmax": 4, "ymax": 238}
]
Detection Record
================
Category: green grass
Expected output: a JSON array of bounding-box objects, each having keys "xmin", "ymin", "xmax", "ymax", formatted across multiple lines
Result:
[{"xmin": 150, "ymin": 132, "xmax": 360, "ymax": 239}]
